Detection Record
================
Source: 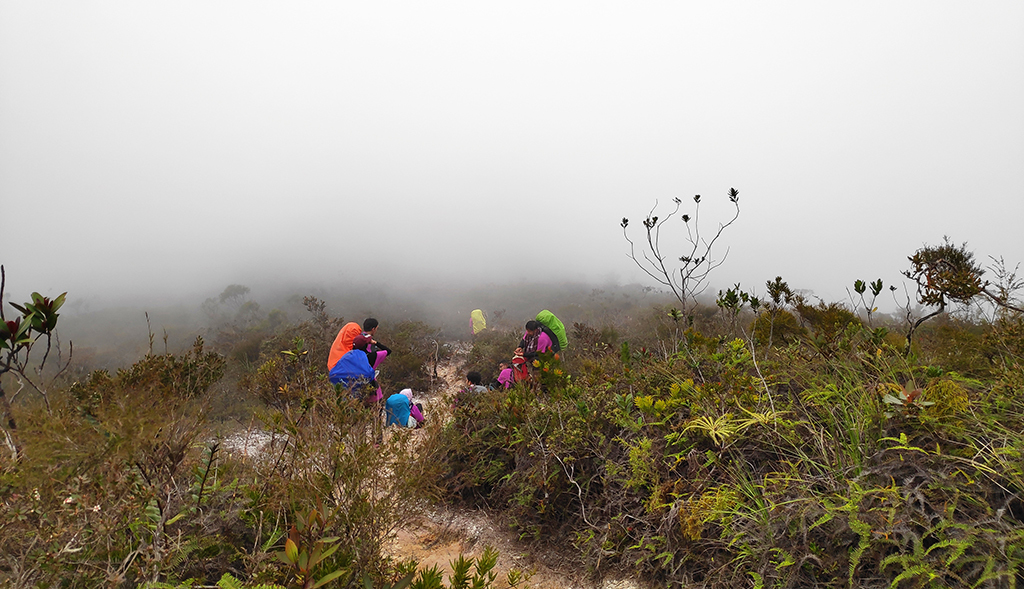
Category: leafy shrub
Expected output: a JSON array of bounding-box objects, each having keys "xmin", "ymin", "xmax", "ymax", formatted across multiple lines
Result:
[
  {"xmin": 379, "ymin": 320, "xmax": 448, "ymax": 392},
  {"xmin": 792, "ymin": 298, "xmax": 862, "ymax": 356},
  {"xmin": 570, "ymin": 321, "xmax": 618, "ymax": 360},
  {"xmin": 2, "ymin": 339, "xmax": 230, "ymax": 586},
  {"xmin": 750, "ymin": 308, "xmax": 805, "ymax": 347},
  {"xmin": 921, "ymin": 376, "xmax": 970, "ymax": 416}
]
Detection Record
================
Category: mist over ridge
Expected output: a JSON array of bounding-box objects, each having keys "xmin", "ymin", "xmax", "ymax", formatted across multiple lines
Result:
[{"xmin": 2, "ymin": 1, "xmax": 1022, "ymax": 364}]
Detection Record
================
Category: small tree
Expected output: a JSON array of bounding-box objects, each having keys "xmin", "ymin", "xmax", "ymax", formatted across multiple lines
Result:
[
  {"xmin": 716, "ymin": 282, "xmax": 760, "ymax": 336},
  {"xmin": 0, "ymin": 265, "xmax": 69, "ymax": 456},
  {"xmin": 897, "ymin": 237, "xmax": 1022, "ymax": 355},
  {"xmin": 904, "ymin": 237, "xmax": 985, "ymax": 308},
  {"xmin": 762, "ymin": 276, "xmax": 795, "ymax": 349},
  {"xmin": 621, "ymin": 188, "xmax": 741, "ymax": 321}
]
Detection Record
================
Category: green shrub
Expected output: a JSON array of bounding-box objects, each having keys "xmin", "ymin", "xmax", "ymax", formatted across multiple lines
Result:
[{"xmin": 379, "ymin": 320, "xmax": 448, "ymax": 392}]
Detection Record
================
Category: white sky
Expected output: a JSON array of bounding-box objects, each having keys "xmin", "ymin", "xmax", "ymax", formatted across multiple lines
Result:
[{"xmin": 2, "ymin": 2, "xmax": 1022, "ymax": 309}]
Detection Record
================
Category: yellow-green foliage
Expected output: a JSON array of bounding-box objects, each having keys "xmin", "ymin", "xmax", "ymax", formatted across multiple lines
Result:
[
  {"xmin": 626, "ymin": 437, "xmax": 657, "ymax": 492},
  {"xmin": 420, "ymin": 294, "xmax": 1024, "ymax": 588},
  {"xmin": 634, "ymin": 380, "xmax": 692, "ymax": 422},
  {"xmin": 683, "ymin": 413, "xmax": 739, "ymax": 446},
  {"xmin": 675, "ymin": 488, "xmax": 731, "ymax": 540},
  {"xmin": 712, "ymin": 338, "xmax": 752, "ymax": 367},
  {"xmin": 800, "ymin": 383, "xmax": 844, "ymax": 406},
  {"xmin": 532, "ymin": 350, "xmax": 569, "ymax": 389},
  {"xmin": 923, "ymin": 378, "xmax": 970, "ymax": 416}
]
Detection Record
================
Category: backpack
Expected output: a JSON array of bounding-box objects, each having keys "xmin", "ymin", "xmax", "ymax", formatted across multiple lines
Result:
[
  {"xmin": 540, "ymin": 326, "xmax": 561, "ymax": 353},
  {"xmin": 536, "ymin": 310, "xmax": 568, "ymax": 351},
  {"xmin": 328, "ymin": 348, "xmax": 377, "ymax": 401},
  {"xmin": 512, "ymin": 355, "xmax": 530, "ymax": 382},
  {"xmin": 327, "ymin": 322, "xmax": 362, "ymax": 370}
]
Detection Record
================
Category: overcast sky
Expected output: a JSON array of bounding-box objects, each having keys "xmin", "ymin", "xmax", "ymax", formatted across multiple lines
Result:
[{"xmin": 2, "ymin": 2, "xmax": 1022, "ymax": 310}]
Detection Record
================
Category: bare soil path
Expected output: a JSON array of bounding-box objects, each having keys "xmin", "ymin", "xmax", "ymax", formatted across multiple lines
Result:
[{"xmin": 388, "ymin": 505, "xmax": 600, "ymax": 589}]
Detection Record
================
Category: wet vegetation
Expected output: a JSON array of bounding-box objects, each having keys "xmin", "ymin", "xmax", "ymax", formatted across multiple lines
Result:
[{"xmin": 1, "ymin": 236, "xmax": 1023, "ymax": 587}]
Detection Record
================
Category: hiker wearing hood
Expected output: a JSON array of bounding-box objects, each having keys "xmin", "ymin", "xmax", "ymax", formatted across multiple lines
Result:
[
  {"xmin": 535, "ymin": 310, "xmax": 568, "ymax": 351},
  {"xmin": 385, "ymin": 388, "xmax": 425, "ymax": 428},
  {"xmin": 470, "ymin": 309, "xmax": 487, "ymax": 335},
  {"xmin": 353, "ymin": 333, "xmax": 389, "ymax": 370}
]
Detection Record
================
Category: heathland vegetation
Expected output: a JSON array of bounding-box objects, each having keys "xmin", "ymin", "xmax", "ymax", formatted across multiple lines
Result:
[{"xmin": 1, "ymin": 223, "xmax": 1023, "ymax": 587}]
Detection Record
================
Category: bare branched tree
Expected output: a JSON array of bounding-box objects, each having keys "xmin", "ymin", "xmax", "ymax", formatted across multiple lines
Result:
[{"xmin": 621, "ymin": 188, "xmax": 740, "ymax": 319}]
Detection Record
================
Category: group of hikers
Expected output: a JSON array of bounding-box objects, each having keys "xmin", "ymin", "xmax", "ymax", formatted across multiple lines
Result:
[
  {"xmin": 326, "ymin": 317, "xmax": 426, "ymax": 429},
  {"xmin": 493, "ymin": 309, "xmax": 568, "ymax": 389},
  {"xmin": 325, "ymin": 309, "xmax": 568, "ymax": 430}
]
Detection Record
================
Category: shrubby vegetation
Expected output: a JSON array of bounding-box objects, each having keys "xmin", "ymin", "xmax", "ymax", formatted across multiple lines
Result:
[
  {"xmin": 0, "ymin": 285, "xmax": 498, "ymax": 588},
  {"xmin": 1, "ymin": 237, "xmax": 1022, "ymax": 587},
  {"xmin": 431, "ymin": 257, "xmax": 1024, "ymax": 587}
]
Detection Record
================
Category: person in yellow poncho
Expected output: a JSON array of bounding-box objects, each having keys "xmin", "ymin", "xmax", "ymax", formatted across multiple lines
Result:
[{"xmin": 470, "ymin": 309, "xmax": 487, "ymax": 335}]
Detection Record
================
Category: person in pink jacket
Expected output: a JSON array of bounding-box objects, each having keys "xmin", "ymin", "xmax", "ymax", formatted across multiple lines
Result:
[{"xmin": 516, "ymin": 320, "xmax": 557, "ymax": 362}]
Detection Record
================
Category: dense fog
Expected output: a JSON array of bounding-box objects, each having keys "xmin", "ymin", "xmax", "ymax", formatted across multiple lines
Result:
[{"xmin": 2, "ymin": 2, "xmax": 1022, "ymax": 346}]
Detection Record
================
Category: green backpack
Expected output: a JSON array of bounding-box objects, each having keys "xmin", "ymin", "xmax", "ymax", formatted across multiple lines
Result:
[{"xmin": 536, "ymin": 310, "xmax": 568, "ymax": 351}]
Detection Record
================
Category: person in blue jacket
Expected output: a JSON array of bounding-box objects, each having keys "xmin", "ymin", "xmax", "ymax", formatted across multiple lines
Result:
[{"xmin": 385, "ymin": 388, "xmax": 425, "ymax": 428}]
